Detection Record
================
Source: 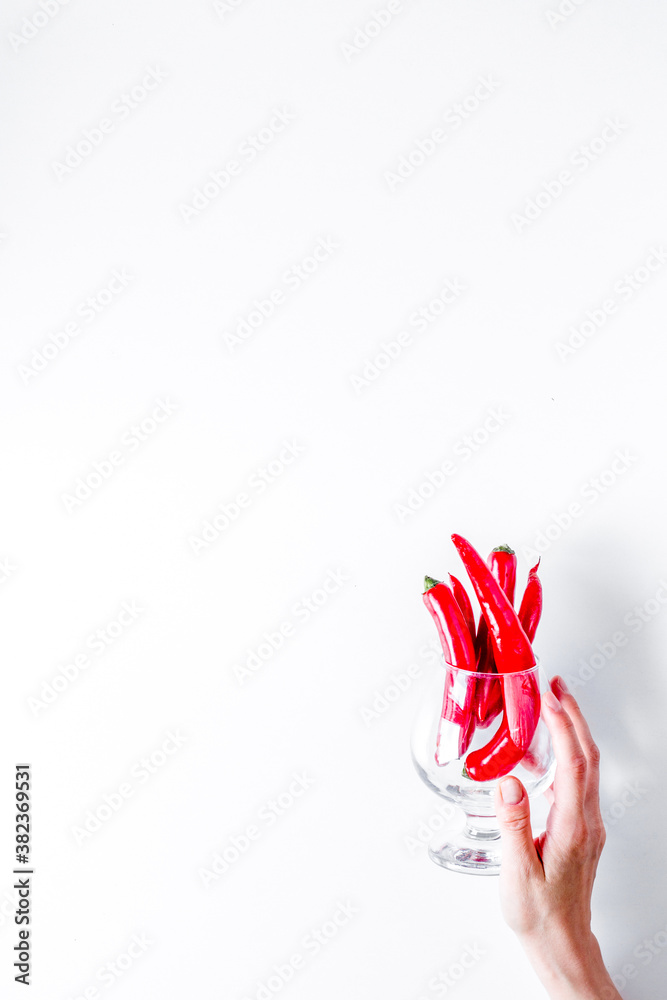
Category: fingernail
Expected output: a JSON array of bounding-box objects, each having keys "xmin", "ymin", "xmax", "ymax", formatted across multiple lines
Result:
[
  {"xmin": 499, "ymin": 777, "xmax": 523, "ymax": 805},
  {"xmin": 556, "ymin": 676, "xmax": 570, "ymax": 695},
  {"xmin": 543, "ymin": 690, "xmax": 562, "ymax": 712}
]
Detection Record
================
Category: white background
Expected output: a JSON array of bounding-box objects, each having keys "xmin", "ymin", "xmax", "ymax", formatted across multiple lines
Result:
[{"xmin": 2, "ymin": 0, "xmax": 667, "ymax": 997}]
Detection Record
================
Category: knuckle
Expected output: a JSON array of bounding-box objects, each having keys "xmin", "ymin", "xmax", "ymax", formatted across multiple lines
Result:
[
  {"xmin": 571, "ymin": 818, "xmax": 588, "ymax": 846},
  {"xmin": 502, "ymin": 813, "xmax": 532, "ymax": 834},
  {"xmin": 587, "ymin": 741, "xmax": 601, "ymax": 767},
  {"xmin": 569, "ymin": 752, "xmax": 588, "ymax": 778},
  {"xmin": 569, "ymin": 839, "xmax": 590, "ymax": 865},
  {"xmin": 559, "ymin": 840, "xmax": 585, "ymax": 867},
  {"xmin": 592, "ymin": 816, "xmax": 607, "ymax": 850},
  {"xmin": 581, "ymin": 817, "xmax": 607, "ymax": 859}
]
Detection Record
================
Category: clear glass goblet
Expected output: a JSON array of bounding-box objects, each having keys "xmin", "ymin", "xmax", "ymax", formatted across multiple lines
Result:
[{"xmin": 411, "ymin": 654, "xmax": 555, "ymax": 876}]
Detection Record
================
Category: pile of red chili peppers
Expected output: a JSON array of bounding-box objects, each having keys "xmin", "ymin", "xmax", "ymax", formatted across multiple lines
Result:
[{"xmin": 422, "ymin": 533, "xmax": 543, "ymax": 781}]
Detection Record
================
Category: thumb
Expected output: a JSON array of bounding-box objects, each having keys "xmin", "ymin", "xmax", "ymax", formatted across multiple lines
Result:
[{"xmin": 495, "ymin": 776, "xmax": 540, "ymax": 875}]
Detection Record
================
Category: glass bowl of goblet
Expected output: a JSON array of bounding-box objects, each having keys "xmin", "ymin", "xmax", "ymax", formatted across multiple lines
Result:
[{"xmin": 411, "ymin": 654, "xmax": 555, "ymax": 876}]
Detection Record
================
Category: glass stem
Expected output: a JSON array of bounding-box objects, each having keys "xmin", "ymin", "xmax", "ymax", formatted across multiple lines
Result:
[{"xmin": 463, "ymin": 813, "xmax": 500, "ymax": 841}]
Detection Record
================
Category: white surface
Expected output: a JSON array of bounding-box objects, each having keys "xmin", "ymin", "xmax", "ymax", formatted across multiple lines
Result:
[{"xmin": 1, "ymin": 1, "xmax": 667, "ymax": 997}]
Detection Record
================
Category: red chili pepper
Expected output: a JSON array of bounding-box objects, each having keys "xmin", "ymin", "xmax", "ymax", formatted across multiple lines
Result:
[
  {"xmin": 502, "ymin": 671, "xmax": 541, "ymax": 748},
  {"xmin": 438, "ymin": 663, "xmax": 465, "ymax": 725},
  {"xmin": 464, "ymin": 676, "xmax": 541, "ymax": 781},
  {"xmin": 463, "ymin": 713, "xmax": 524, "ymax": 781},
  {"xmin": 422, "ymin": 577, "xmax": 476, "ymax": 671},
  {"xmin": 489, "ymin": 544, "xmax": 516, "ymax": 604},
  {"xmin": 473, "ymin": 622, "xmax": 506, "ymax": 733},
  {"xmin": 475, "ymin": 546, "xmax": 517, "ymax": 727},
  {"xmin": 518, "ymin": 560, "xmax": 542, "ymax": 642},
  {"xmin": 423, "ymin": 576, "xmax": 476, "ymax": 758},
  {"xmin": 456, "ymin": 683, "xmax": 477, "ymax": 757},
  {"xmin": 434, "ymin": 663, "xmax": 474, "ymax": 765},
  {"xmin": 451, "ymin": 534, "xmax": 534, "ymax": 673},
  {"xmin": 449, "ymin": 573, "xmax": 476, "ymax": 643},
  {"xmin": 452, "ymin": 534, "xmax": 538, "ymax": 752},
  {"xmin": 474, "ymin": 624, "xmax": 501, "ymax": 727}
]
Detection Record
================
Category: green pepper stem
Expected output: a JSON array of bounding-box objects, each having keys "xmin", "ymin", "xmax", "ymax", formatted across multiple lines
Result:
[{"xmin": 424, "ymin": 575, "xmax": 441, "ymax": 591}]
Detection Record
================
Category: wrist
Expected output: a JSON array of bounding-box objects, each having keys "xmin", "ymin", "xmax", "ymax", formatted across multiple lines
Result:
[{"xmin": 519, "ymin": 928, "xmax": 622, "ymax": 1000}]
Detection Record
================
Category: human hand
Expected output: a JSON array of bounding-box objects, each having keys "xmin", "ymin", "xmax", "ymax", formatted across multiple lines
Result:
[{"xmin": 493, "ymin": 675, "xmax": 622, "ymax": 1000}]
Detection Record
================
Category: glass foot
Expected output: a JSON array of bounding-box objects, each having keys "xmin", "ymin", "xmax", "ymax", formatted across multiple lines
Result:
[{"xmin": 428, "ymin": 814, "xmax": 502, "ymax": 876}]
